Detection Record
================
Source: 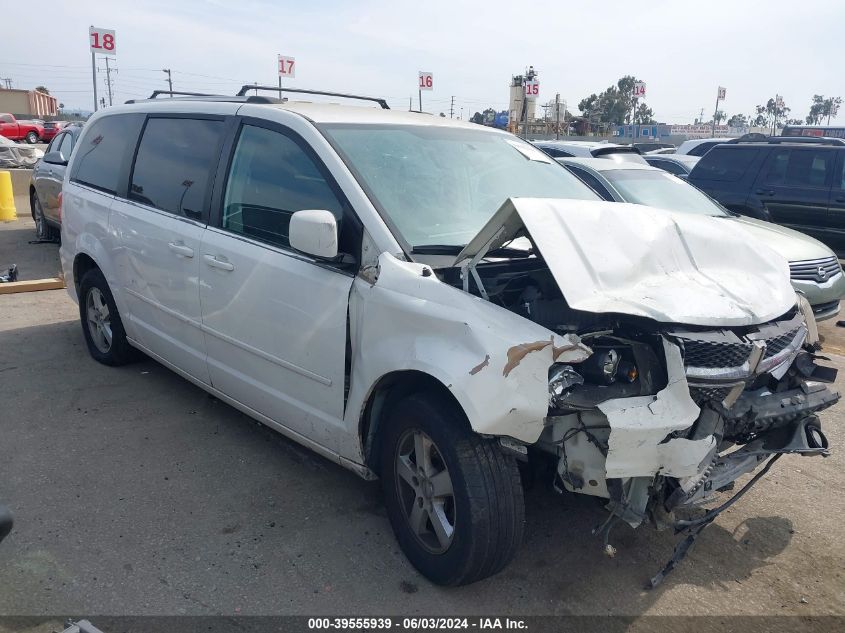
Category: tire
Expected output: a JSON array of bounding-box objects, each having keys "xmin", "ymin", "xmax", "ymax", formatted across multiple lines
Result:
[
  {"xmin": 31, "ymin": 192, "xmax": 59, "ymax": 242},
  {"xmin": 380, "ymin": 391, "xmax": 525, "ymax": 586},
  {"xmin": 78, "ymin": 268, "xmax": 135, "ymax": 366},
  {"xmin": 25, "ymin": 131, "xmax": 38, "ymax": 144}
]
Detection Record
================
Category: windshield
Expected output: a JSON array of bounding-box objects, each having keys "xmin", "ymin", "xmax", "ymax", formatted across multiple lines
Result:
[
  {"xmin": 603, "ymin": 169, "xmax": 729, "ymax": 216},
  {"xmin": 321, "ymin": 124, "xmax": 598, "ymax": 249}
]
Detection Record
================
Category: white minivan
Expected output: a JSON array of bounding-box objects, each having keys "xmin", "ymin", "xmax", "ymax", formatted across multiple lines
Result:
[{"xmin": 60, "ymin": 90, "xmax": 837, "ymax": 587}]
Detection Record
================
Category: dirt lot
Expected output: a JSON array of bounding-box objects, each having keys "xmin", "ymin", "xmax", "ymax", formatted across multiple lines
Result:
[{"xmin": 0, "ymin": 212, "xmax": 844, "ymax": 621}]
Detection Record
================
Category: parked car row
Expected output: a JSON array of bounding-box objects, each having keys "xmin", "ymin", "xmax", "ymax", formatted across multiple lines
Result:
[
  {"xmin": 687, "ymin": 137, "xmax": 845, "ymax": 256},
  {"xmin": 56, "ymin": 93, "xmax": 838, "ymax": 587}
]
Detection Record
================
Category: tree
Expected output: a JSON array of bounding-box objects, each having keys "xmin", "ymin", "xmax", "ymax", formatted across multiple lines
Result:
[
  {"xmin": 633, "ymin": 102, "xmax": 655, "ymax": 124},
  {"xmin": 727, "ymin": 113, "xmax": 748, "ymax": 128},
  {"xmin": 577, "ymin": 75, "xmax": 650, "ymax": 130},
  {"xmin": 470, "ymin": 112, "xmax": 483, "ymax": 124},
  {"xmin": 825, "ymin": 96, "xmax": 842, "ymax": 124},
  {"xmin": 712, "ymin": 110, "xmax": 725, "ymax": 125},
  {"xmin": 805, "ymin": 95, "xmax": 841, "ymax": 125},
  {"xmin": 753, "ymin": 97, "xmax": 790, "ymax": 131},
  {"xmin": 35, "ymin": 85, "xmax": 49, "ymax": 94}
]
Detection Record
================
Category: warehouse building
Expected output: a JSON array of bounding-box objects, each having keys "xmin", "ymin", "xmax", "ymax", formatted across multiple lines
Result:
[{"xmin": 0, "ymin": 88, "xmax": 58, "ymax": 118}]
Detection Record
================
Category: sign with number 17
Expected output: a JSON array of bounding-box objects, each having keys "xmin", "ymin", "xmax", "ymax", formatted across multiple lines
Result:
[{"xmin": 278, "ymin": 55, "xmax": 296, "ymax": 78}]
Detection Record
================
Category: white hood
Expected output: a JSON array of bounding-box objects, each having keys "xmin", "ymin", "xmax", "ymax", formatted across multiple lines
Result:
[{"xmin": 454, "ymin": 198, "xmax": 796, "ymax": 327}]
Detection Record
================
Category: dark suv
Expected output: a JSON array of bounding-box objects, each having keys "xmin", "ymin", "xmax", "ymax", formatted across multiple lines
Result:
[{"xmin": 688, "ymin": 138, "xmax": 845, "ymax": 255}]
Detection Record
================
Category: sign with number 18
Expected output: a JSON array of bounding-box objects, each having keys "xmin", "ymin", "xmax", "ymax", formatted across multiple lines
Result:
[{"xmin": 89, "ymin": 26, "xmax": 116, "ymax": 55}]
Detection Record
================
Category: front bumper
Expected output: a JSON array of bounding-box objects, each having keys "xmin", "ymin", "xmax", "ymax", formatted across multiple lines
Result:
[{"xmin": 791, "ymin": 273, "xmax": 845, "ymax": 321}]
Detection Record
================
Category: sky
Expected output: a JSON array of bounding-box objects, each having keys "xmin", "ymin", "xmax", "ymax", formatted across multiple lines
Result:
[{"xmin": 1, "ymin": 0, "xmax": 844, "ymax": 124}]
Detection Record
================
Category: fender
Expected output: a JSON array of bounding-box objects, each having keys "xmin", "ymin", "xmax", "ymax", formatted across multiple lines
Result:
[{"xmin": 341, "ymin": 253, "xmax": 591, "ymax": 461}]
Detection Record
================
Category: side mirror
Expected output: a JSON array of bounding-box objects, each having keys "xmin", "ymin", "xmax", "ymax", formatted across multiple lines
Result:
[
  {"xmin": 43, "ymin": 150, "xmax": 67, "ymax": 166},
  {"xmin": 289, "ymin": 209, "xmax": 338, "ymax": 259}
]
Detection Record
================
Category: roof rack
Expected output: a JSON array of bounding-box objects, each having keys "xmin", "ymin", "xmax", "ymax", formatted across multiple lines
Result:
[
  {"xmin": 126, "ymin": 91, "xmax": 284, "ymax": 105},
  {"xmin": 235, "ymin": 85, "xmax": 390, "ymax": 109}
]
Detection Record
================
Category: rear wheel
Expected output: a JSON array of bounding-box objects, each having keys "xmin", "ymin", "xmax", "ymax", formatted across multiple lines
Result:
[
  {"xmin": 31, "ymin": 192, "xmax": 59, "ymax": 242},
  {"xmin": 79, "ymin": 268, "xmax": 135, "ymax": 366},
  {"xmin": 380, "ymin": 392, "xmax": 525, "ymax": 586},
  {"xmin": 25, "ymin": 131, "xmax": 38, "ymax": 144}
]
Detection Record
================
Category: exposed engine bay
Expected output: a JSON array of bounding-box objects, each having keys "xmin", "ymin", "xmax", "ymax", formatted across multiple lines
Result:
[{"xmin": 435, "ymin": 228, "xmax": 839, "ymax": 587}]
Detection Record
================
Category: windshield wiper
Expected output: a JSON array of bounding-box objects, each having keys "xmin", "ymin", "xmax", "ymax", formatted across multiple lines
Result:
[{"xmin": 411, "ymin": 244, "xmax": 533, "ymax": 258}]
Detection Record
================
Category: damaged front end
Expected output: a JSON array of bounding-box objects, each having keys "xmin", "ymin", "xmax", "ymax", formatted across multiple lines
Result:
[{"xmin": 438, "ymin": 197, "xmax": 839, "ymax": 585}]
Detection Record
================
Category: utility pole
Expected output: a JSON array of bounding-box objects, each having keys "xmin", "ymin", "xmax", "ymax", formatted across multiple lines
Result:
[
  {"xmin": 0, "ymin": 78, "xmax": 11, "ymax": 89},
  {"xmin": 162, "ymin": 68, "xmax": 173, "ymax": 96},
  {"xmin": 418, "ymin": 88, "xmax": 422, "ymax": 112},
  {"xmin": 409, "ymin": 96, "xmax": 412, "ymax": 111},
  {"xmin": 555, "ymin": 93, "xmax": 561, "ymax": 140},
  {"xmin": 91, "ymin": 49, "xmax": 98, "ymax": 112},
  {"xmin": 450, "ymin": 96, "xmax": 455, "ymax": 118},
  {"xmin": 100, "ymin": 57, "xmax": 115, "ymax": 106}
]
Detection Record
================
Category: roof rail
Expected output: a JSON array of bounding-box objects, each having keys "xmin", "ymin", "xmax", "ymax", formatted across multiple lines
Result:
[
  {"xmin": 149, "ymin": 90, "xmax": 217, "ymax": 98},
  {"xmin": 125, "ymin": 92, "xmax": 283, "ymax": 105},
  {"xmin": 768, "ymin": 136, "xmax": 845, "ymax": 146},
  {"xmin": 235, "ymin": 85, "xmax": 390, "ymax": 109}
]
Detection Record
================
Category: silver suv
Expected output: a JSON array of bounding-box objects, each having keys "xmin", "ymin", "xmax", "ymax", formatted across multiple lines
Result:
[{"xmin": 59, "ymin": 89, "xmax": 838, "ymax": 587}]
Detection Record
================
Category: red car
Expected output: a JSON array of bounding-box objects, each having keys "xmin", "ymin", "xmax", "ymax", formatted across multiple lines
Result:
[
  {"xmin": 40, "ymin": 120, "xmax": 72, "ymax": 142},
  {"xmin": 0, "ymin": 113, "xmax": 44, "ymax": 144}
]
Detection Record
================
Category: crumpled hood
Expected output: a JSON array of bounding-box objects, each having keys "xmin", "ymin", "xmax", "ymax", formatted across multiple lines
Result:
[{"xmin": 454, "ymin": 198, "xmax": 796, "ymax": 326}]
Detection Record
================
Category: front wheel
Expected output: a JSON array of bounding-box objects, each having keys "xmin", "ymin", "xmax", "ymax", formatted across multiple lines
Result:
[
  {"xmin": 380, "ymin": 392, "xmax": 525, "ymax": 586},
  {"xmin": 25, "ymin": 131, "xmax": 38, "ymax": 144}
]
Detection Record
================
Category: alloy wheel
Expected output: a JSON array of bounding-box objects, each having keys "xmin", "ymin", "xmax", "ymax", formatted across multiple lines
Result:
[
  {"xmin": 395, "ymin": 428, "xmax": 456, "ymax": 554},
  {"xmin": 86, "ymin": 287, "xmax": 113, "ymax": 353}
]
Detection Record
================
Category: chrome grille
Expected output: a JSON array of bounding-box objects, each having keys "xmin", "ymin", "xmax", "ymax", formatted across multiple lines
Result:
[
  {"xmin": 681, "ymin": 339, "xmax": 752, "ymax": 368},
  {"xmin": 789, "ymin": 256, "xmax": 841, "ymax": 283}
]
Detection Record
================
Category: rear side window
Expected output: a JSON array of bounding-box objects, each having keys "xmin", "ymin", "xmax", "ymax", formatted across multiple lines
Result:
[
  {"xmin": 70, "ymin": 114, "xmax": 144, "ymax": 194},
  {"xmin": 565, "ymin": 165, "xmax": 613, "ymax": 200},
  {"xmin": 539, "ymin": 146, "xmax": 573, "ymax": 158},
  {"xmin": 764, "ymin": 148, "xmax": 834, "ymax": 188},
  {"xmin": 222, "ymin": 124, "xmax": 345, "ymax": 250},
  {"xmin": 687, "ymin": 142, "xmax": 719, "ymax": 157},
  {"xmin": 691, "ymin": 147, "xmax": 759, "ymax": 182},
  {"xmin": 129, "ymin": 117, "xmax": 225, "ymax": 221},
  {"xmin": 648, "ymin": 159, "xmax": 686, "ymax": 176},
  {"xmin": 58, "ymin": 132, "xmax": 74, "ymax": 160}
]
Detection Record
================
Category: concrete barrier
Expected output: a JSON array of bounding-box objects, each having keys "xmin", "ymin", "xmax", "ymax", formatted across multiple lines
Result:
[{"xmin": 7, "ymin": 169, "xmax": 32, "ymax": 197}]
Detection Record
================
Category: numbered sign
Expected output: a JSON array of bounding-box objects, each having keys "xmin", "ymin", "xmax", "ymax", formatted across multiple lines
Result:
[
  {"xmin": 278, "ymin": 55, "xmax": 296, "ymax": 78},
  {"xmin": 717, "ymin": 86, "xmax": 726, "ymax": 100},
  {"xmin": 524, "ymin": 81, "xmax": 539, "ymax": 100},
  {"xmin": 418, "ymin": 72, "xmax": 434, "ymax": 91},
  {"xmin": 633, "ymin": 82, "xmax": 646, "ymax": 98},
  {"xmin": 89, "ymin": 26, "xmax": 116, "ymax": 56}
]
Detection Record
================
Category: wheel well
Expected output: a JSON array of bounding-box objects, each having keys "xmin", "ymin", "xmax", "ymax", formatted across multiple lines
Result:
[
  {"xmin": 72, "ymin": 254, "xmax": 99, "ymax": 295},
  {"xmin": 359, "ymin": 370, "xmax": 467, "ymax": 475}
]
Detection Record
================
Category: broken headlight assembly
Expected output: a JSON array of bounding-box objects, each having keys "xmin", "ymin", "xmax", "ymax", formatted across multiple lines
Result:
[{"xmin": 548, "ymin": 343, "xmax": 644, "ymax": 410}]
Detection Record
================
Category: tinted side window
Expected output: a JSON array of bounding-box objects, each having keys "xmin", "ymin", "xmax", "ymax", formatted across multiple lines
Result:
[
  {"xmin": 650, "ymin": 159, "xmax": 685, "ymax": 176},
  {"xmin": 540, "ymin": 147, "xmax": 572, "ymax": 158},
  {"xmin": 785, "ymin": 149, "xmax": 833, "ymax": 187},
  {"xmin": 70, "ymin": 114, "xmax": 144, "ymax": 194},
  {"xmin": 687, "ymin": 142, "xmax": 718, "ymax": 157},
  {"xmin": 129, "ymin": 117, "xmax": 225, "ymax": 220},
  {"xmin": 691, "ymin": 147, "xmax": 759, "ymax": 182},
  {"xmin": 222, "ymin": 124, "xmax": 345, "ymax": 250},
  {"xmin": 566, "ymin": 166, "xmax": 613, "ymax": 200},
  {"xmin": 45, "ymin": 134, "xmax": 61, "ymax": 152},
  {"xmin": 58, "ymin": 132, "xmax": 74, "ymax": 160}
]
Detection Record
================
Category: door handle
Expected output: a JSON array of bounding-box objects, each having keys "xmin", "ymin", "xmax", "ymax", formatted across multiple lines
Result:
[
  {"xmin": 168, "ymin": 242, "xmax": 194, "ymax": 258},
  {"xmin": 203, "ymin": 254, "xmax": 235, "ymax": 271}
]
